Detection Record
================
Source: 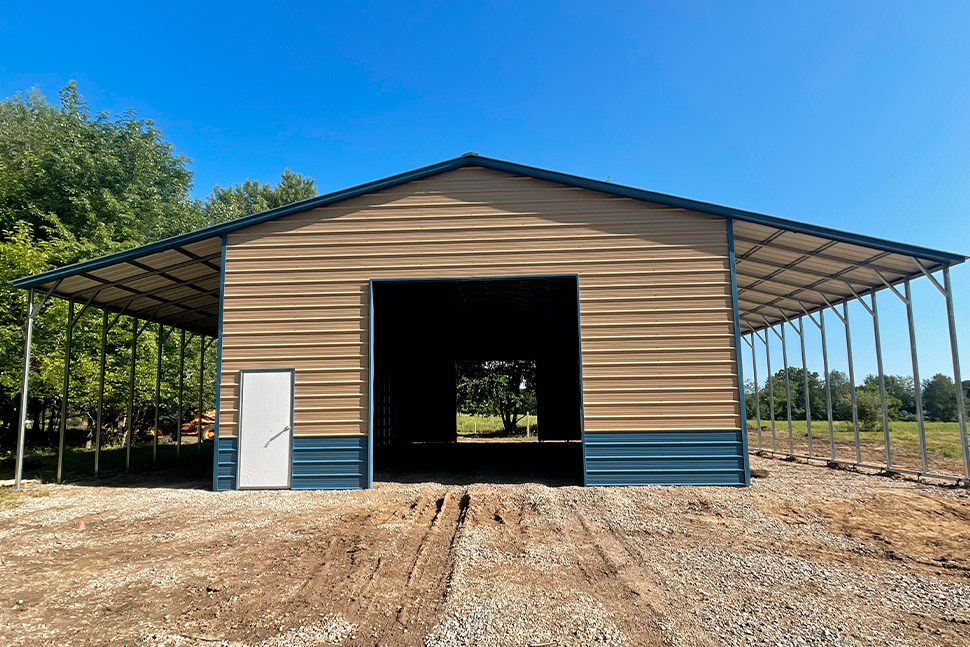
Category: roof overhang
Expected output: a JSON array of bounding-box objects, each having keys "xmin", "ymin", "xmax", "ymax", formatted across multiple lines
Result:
[{"xmin": 12, "ymin": 154, "xmax": 965, "ymax": 335}]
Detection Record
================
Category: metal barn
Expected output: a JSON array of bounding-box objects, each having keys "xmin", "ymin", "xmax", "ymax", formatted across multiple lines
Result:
[{"xmin": 11, "ymin": 155, "xmax": 969, "ymax": 489}]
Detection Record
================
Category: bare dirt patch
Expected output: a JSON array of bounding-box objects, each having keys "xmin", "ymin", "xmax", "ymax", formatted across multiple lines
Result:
[{"xmin": 0, "ymin": 457, "xmax": 969, "ymax": 646}]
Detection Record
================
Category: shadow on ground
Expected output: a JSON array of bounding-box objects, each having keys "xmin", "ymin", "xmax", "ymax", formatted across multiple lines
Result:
[{"xmin": 374, "ymin": 440, "xmax": 584, "ymax": 486}]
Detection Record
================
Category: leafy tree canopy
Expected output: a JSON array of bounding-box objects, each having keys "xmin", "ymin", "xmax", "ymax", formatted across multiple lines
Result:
[
  {"xmin": 203, "ymin": 169, "xmax": 316, "ymax": 224},
  {"xmin": 0, "ymin": 82, "xmax": 318, "ymax": 443}
]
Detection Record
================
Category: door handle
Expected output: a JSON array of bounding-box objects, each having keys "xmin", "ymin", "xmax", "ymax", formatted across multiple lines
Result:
[{"xmin": 264, "ymin": 425, "xmax": 291, "ymax": 447}]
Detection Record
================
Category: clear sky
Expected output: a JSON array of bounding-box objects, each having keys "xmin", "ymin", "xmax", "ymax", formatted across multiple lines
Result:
[{"xmin": 2, "ymin": 1, "xmax": 969, "ymax": 383}]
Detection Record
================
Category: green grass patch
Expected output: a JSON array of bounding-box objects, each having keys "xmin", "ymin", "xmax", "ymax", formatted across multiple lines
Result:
[
  {"xmin": 456, "ymin": 413, "xmax": 538, "ymax": 439},
  {"xmin": 751, "ymin": 419, "xmax": 966, "ymax": 461}
]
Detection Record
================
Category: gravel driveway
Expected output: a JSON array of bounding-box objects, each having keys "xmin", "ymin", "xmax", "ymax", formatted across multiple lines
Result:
[{"xmin": 0, "ymin": 456, "xmax": 968, "ymax": 647}]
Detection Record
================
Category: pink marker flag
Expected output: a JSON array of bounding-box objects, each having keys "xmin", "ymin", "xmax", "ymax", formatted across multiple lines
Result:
[{"xmin": 78, "ymin": 521, "xmax": 86, "ymax": 531}]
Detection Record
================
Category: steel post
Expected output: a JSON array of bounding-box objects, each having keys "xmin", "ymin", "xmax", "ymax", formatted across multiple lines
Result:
[
  {"xmin": 95, "ymin": 310, "xmax": 108, "ymax": 476},
  {"xmin": 870, "ymin": 290, "xmax": 892, "ymax": 468},
  {"xmin": 750, "ymin": 334, "xmax": 762, "ymax": 450},
  {"xmin": 154, "ymin": 324, "xmax": 163, "ymax": 467},
  {"xmin": 126, "ymin": 317, "xmax": 138, "ymax": 471},
  {"xmin": 819, "ymin": 311, "xmax": 835, "ymax": 461},
  {"xmin": 943, "ymin": 267, "xmax": 970, "ymax": 478},
  {"xmin": 764, "ymin": 330, "xmax": 777, "ymax": 451},
  {"xmin": 198, "ymin": 336, "xmax": 205, "ymax": 457},
  {"xmin": 798, "ymin": 316, "xmax": 813, "ymax": 457},
  {"xmin": 902, "ymin": 281, "xmax": 928, "ymax": 474},
  {"xmin": 843, "ymin": 303, "xmax": 861, "ymax": 464},
  {"xmin": 14, "ymin": 289, "xmax": 36, "ymax": 490},
  {"xmin": 781, "ymin": 323, "xmax": 793, "ymax": 456},
  {"xmin": 177, "ymin": 329, "xmax": 185, "ymax": 463},
  {"xmin": 56, "ymin": 298, "xmax": 75, "ymax": 485}
]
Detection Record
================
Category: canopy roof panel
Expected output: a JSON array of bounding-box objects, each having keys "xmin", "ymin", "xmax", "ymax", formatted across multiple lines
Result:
[
  {"xmin": 732, "ymin": 220, "xmax": 953, "ymax": 332},
  {"xmin": 12, "ymin": 154, "xmax": 965, "ymax": 336}
]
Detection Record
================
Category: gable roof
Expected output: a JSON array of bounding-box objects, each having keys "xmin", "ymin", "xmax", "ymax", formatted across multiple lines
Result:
[{"xmin": 10, "ymin": 153, "xmax": 966, "ymax": 335}]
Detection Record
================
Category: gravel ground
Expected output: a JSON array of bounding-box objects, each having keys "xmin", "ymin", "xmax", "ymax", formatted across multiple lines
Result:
[{"xmin": 0, "ymin": 456, "xmax": 968, "ymax": 647}]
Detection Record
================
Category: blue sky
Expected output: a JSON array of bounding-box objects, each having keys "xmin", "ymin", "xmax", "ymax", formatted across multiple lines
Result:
[{"xmin": 2, "ymin": 1, "xmax": 969, "ymax": 382}]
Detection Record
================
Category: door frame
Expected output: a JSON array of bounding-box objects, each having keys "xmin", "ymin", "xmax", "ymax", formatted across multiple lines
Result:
[
  {"xmin": 368, "ymin": 274, "xmax": 585, "ymax": 489},
  {"xmin": 237, "ymin": 367, "xmax": 296, "ymax": 490}
]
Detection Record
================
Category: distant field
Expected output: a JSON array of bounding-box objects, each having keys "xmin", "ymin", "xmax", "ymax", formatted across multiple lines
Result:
[
  {"xmin": 456, "ymin": 413, "xmax": 537, "ymax": 440},
  {"xmin": 749, "ymin": 419, "xmax": 967, "ymax": 477}
]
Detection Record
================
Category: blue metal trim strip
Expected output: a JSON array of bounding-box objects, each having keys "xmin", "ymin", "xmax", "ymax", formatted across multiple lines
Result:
[
  {"xmin": 728, "ymin": 220, "xmax": 752, "ymax": 485},
  {"xmin": 214, "ymin": 437, "xmax": 238, "ymax": 491},
  {"xmin": 370, "ymin": 273, "xmax": 581, "ymax": 284},
  {"xmin": 212, "ymin": 234, "xmax": 228, "ymax": 491},
  {"xmin": 577, "ymin": 277, "xmax": 588, "ymax": 486},
  {"xmin": 367, "ymin": 280, "xmax": 374, "ymax": 489},
  {"xmin": 13, "ymin": 155, "xmax": 963, "ymax": 290}
]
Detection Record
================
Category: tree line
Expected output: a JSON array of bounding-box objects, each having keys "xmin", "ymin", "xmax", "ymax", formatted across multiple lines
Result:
[
  {"xmin": 745, "ymin": 368, "xmax": 966, "ymax": 430},
  {"xmin": 0, "ymin": 82, "xmax": 318, "ymax": 448}
]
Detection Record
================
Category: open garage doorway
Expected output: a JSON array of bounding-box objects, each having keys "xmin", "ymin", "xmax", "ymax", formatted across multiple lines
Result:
[{"xmin": 371, "ymin": 276, "xmax": 584, "ymax": 485}]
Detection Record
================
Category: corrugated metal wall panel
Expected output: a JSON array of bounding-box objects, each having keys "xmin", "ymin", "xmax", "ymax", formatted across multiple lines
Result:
[
  {"xmin": 214, "ymin": 437, "xmax": 237, "ymax": 491},
  {"xmin": 212, "ymin": 436, "xmax": 367, "ymax": 490},
  {"xmin": 220, "ymin": 168, "xmax": 740, "ymax": 474},
  {"xmin": 290, "ymin": 436, "xmax": 367, "ymax": 490},
  {"xmin": 584, "ymin": 431, "xmax": 746, "ymax": 486}
]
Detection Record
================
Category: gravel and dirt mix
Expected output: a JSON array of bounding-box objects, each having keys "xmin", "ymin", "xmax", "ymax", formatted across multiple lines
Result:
[{"xmin": 0, "ymin": 455, "xmax": 968, "ymax": 647}]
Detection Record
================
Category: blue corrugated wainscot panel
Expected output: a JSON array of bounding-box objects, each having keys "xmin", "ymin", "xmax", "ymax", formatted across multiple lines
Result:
[
  {"xmin": 291, "ymin": 436, "xmax": 368, "ymax": 490},
  {"xmin": 583, "ymin": 431, "xmax": 748, "ymax": 486},
  {"xmin": 214, "ymin": 437, "xmax": 238, "ymax": 491}
]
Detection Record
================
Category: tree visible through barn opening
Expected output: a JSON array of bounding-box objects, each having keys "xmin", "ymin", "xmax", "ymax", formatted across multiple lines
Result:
[{"xmin": 456, "ymin": 360, "xmax": 537, "ymax": 442}]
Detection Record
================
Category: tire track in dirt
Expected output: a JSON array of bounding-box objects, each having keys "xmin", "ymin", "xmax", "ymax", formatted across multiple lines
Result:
[{"xmin": 557, "ymin": 499, "xmax": 667, "ymax": 645}]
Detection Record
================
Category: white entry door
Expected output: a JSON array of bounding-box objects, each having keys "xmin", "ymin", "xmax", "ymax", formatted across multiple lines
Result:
[{"xmin": 238, "ymin": 369, "xmax": 294, "ymax": 489}]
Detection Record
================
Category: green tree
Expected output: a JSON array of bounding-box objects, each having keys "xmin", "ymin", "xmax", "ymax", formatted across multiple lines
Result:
[
  {"xmin": 0, "ymin": 82, "xmax": 316, "ymax": 449},
  {"xmin": 862, "ymin": 374, "xmax": 915, "ymax": 420},
  {"xmin": 202, "ymin": 169, "xmax": 317, "ymax": 224},
  {"xmin": 922, "ymin": 373, "xmax": 957, "ymax": 422},
  {"xmin": 0, "ymin": 82, "xmax": 198, "ymax": 258},
  {"xmin": 457, "ymin": 360, "xmax": 536, "ymax": 435},
  {"xmin": 827, "ymin": 370, "xmax": 853, "ymax": 421}
]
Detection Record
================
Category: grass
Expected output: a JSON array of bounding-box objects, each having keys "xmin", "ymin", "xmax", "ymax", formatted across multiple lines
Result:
[
  {"xmin": 0, "ymin": 486, "xmax": 50, "ymax": 509},
  {"xmin": 751, "ymin": 419, "xmax": 964, "ymax": 457},
  {"xmin": 0, "ymin": 440, "xmax": 214, "ymax": 484},
  {"xmin": 750, "ymin": 418, "xmax": 966, "ymax": 475},
  {"xmin": 456, "ymin": 413, "xmax": 538, "ymax": 440}
]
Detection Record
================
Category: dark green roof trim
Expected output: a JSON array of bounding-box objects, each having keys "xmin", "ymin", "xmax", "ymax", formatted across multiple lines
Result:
[{"xmin": 12, "ymin": 154, "xmax": 965, "ymax": 289}]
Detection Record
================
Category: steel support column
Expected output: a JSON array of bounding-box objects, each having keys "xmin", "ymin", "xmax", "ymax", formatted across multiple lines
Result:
[
  {"xmin": 198, "ymin": 336, "xmax": 205, "ymax": 457},
  {"xmin": 56, "ymin": 298, "xmax": 76, "ymax": 484},
  {"xmin": 748, "ymin": 334, "xmax": 762, "ymax": 450},
  {"xmin": 903, "ymin": 280, "xmax": 928, "ymax": 474},
  {"xmin": 817, "ymin": 311, "xmax": 835, "ymax": 460},
  {"xmin": 765, "ymin": 319, "xmax": 794, "ymax": 456},
  {"xmin": 869, "ymin": 290, "xmax": 892, "ymax": 468},
  {"xmin": 841, "ymin": 302, "xmax": 861, "ymax": 463},
  {"xmin": 801, "ymin": 306, "xmax": 834, "ymax": 461},
  {"xmin": 153, "ymin": 324, "xmax": 163, "ymax": 466},
  {"xmin": 781, "ymin": 323, "xmax": 793, "ymax": 456},
  {"xmin": 126, "ymin": 317, "xmax": 138, "ymax": 471},
  {"xmin": 798, "ymin": 316, "xmax": 813, "ymax": 457},
  {"xmin": 177, "ymin": 329, "xmax": 185, "ymax": 463},
  {"xmin": 94, "ymin": 310, "xmax": 107, "ymax": 476},
  {"xmin": 14, "ymin": 289, "xmax": 36, "ymax": 490},
  {"xmin": 760, "ymin": 329, "xmax": 777, "ymax": 451},
  {"xmin": 943, "ymin": 267, "xmax": 970, "ymax": 478}
]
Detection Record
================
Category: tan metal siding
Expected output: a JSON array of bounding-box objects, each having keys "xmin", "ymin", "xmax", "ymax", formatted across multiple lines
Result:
[{"xmin": 219, "ymin": 167, "xmax": 738, "ymax": 437}]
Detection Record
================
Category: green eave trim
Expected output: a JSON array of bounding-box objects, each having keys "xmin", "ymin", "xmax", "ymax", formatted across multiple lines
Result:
[{"xmin": 11, "ymin": 154, "xmax": 966, "ymax": 289}]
